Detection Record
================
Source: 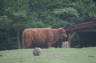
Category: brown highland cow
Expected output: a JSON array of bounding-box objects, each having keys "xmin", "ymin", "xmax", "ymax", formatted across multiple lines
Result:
[{"xmin": 22, "ymin": 28, "xmax": 67, "ymax": 48}]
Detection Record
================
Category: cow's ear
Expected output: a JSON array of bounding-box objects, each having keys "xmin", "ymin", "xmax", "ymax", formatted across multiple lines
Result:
[
  {"xmin": 58, "ymin": 28, "xmax": 63, "ymax": 30},
  {"xmin": 58, "ymin": 28, "xmax": 63, "ymax": 32},
  {"xmin": 58, "ymin": 28, "xmax": 66, "ymax": 33}
]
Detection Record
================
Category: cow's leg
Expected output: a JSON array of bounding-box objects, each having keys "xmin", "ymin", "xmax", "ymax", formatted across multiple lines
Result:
[{"xmin": 47, "ymin": 42, "xmax": 52, "ymax": 48}]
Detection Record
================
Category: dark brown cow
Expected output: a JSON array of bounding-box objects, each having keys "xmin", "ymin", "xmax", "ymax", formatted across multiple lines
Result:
[{"xmin": 22, "ymin": 28, "xmax": 67, "ymax": 48}]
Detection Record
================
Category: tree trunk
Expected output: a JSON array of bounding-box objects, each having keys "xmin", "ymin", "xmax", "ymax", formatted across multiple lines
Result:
[
  {"xmin": 17, "ymin": 30, "xmax": 21, "ymax": 49},
  {"xmin": 62, "ymin": 41, "xmax": 70, "ymax": 48},
  {"xmin": 62, "ymin": 32, "xmax": 76, "ymax": 48},
  {"xmin": 66, "ymin": 32, "xmax": 76, "ymax": 48}
]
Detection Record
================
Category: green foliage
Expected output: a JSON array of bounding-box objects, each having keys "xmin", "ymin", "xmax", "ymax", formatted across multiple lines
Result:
[
  {"xmin": 0, "ymin": 0, "xmax": 96, "ymax": 50},
  {"xmin": 54, "ymin": 7, "xmax": 80, "ymax": 17}
]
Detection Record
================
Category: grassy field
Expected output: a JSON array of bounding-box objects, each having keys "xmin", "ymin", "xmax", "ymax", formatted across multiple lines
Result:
[{"xmin": 0, "ymin": 47, "xmax": 96, "ymax": 63}]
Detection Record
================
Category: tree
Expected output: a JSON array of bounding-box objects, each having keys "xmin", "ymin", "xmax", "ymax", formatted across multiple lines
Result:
[{"xmin": 0, "ymin": 0, "xmax": 96, "ymax": 50}]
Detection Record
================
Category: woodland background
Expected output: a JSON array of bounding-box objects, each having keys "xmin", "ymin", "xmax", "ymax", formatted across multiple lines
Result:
[{"xmin": 0, "ymin": 0, "xmax": 96, "ymax": 50}]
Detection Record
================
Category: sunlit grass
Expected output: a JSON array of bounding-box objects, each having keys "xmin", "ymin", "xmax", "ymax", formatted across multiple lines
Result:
[{"xmin": 0, "ymin": 47, "xmax": 96, "ymax": 63}]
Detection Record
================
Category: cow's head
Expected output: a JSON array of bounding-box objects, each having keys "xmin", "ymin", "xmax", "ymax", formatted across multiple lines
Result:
[{"xmin": 58, "ymin": 28, "xmax": 67, "ymax": 39}]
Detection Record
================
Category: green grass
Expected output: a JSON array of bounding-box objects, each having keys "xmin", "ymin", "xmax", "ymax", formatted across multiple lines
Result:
[{"xmin": 0, "ymin": 47, "xmax": 96, "ymax": 63}]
